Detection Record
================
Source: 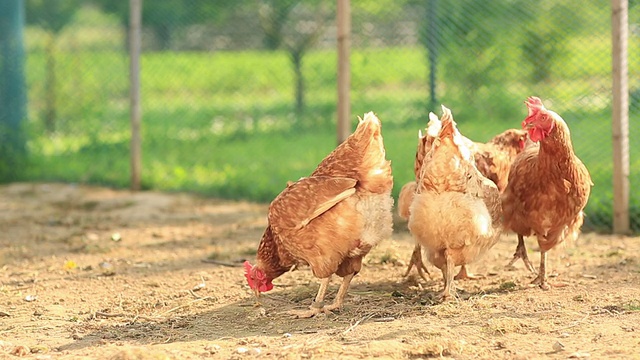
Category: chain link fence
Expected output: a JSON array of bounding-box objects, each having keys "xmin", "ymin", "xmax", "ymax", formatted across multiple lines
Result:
[{"xmin": 2, "ymin": 0, "xmax": 638, "ymax": 232}]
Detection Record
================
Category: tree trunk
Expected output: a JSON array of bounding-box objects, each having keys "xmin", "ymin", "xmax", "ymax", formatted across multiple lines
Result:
[
  {"xmin": 44, "ymin": 31, "xmax": 57, "ymax": 133},
  {"xmin": 0, "ymin": 0, "xmax": 26, "ymax": 180}
]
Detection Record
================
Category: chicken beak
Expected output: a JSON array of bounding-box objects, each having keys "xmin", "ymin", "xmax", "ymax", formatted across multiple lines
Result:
[
  {"xmin": 521, "ymin": 119, "xmax": 535, "ymax": 130},
  {"xmin": 253, "ymin": 287, "xmax": 260, "ymax": 299}
]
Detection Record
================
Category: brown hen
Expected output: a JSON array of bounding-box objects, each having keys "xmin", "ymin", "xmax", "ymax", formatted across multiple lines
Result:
[
  {"xmin": 244, "ymin": 112, "xmax": 394, "ymax": 317},
  {"xmin": 502, "ymin": 96, "xmax": 592, "ymax": 289}
]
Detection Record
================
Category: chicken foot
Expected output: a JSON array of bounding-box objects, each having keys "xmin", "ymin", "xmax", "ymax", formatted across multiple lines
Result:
[
  {"xmin": 530, "ymin": 250, "xmax": 550, "ymax": 290},
  {"xmin": 292, "ymin": 273, "xmax": 355, "ymax": 318},
  {"xmin": 454, "ymin": 265, "xmax": 484, "ymax": 280},
  {"xmin": 530, "ymin": 250, "xmax": 568, "ymax": 290},
  {"xmin": 506, "ymin": 234, "xmax": 536, "ymax": 273},
  {"xmin": 402, "ymin": 244, "xmax": 431, "ymax": 281}
]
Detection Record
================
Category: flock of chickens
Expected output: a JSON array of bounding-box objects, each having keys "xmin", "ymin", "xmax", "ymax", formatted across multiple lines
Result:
[{"xmin": 244, "ymin": 96, "xmax": 593, "ymax": 318}]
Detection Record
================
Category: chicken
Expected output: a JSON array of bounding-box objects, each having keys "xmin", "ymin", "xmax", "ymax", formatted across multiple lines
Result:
[
  {"xmin": 502, "ymin": 96, "xmax": 592, "ymax": 289},
  {"xmin": 243, "ymin": 112, "xmax": 394, "ymax": 317},
  {"xmin": 399, "ymin": 113, "xmax": 527, "ymax": 280},
  {"xmin": 408, "ymin": 105, "xmax": 502, "ymax": 299},
  {"xmin": 473, "ymin": 128, "xmax": 528, "ymax": 193}
]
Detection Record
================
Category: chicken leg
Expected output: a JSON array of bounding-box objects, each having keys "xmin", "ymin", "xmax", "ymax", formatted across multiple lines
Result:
[
  {"xmin": 531, "ymin": 250, "xmax": 550, "ymax": 290},
  {"xmin": 506, "ymin": 234, "xmax": 536, "ymax": 273},
  {"xmin": 292, "ymin": 273, "xmax": 355, "ymax": 318},
  {"xmin": 403, "ymin": 244, "xmax": 431, "ymax": 281},
  {"xmin": 439, "ymin": 249, "xmax": 457, "ymax": 301}
]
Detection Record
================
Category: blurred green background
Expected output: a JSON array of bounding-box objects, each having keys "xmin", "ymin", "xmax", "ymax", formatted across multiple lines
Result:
[{"xmin": 1, "ymin": 0, "xmax": 638, "ymax": 232}]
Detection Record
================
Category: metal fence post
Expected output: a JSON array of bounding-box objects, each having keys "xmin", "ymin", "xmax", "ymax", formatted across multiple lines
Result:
[
  {"xmin": 611, "ymin": 0, "xmax": 630, "ymax": 234},
  {"xmin": 337, "ymin": 0, "xmax": 351, "ymax": 144},
  {"xmin": 130, "ymin": 0, "xmax": 142, "ymax": 191},
  {"xmin": 0, "ymin": 0, "xmax": 26, "ymax": 181}
]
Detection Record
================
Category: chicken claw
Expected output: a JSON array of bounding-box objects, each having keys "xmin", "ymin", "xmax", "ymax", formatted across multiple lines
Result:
[
  {"xmin": 290, "ymin": 274, "xmax": 354, "ymax": 318},
  {"xmin": 403, "ymin": 244, "xmax": 431, "ymax": 281},
  {"xmin": 290, "ymin": 303, "xmax": 331, "ymax": 318},
  {"xmin": 530, "ymin": 273, "xmax": 550, "ymax": 291},
  {"xmin": 507, "ymin": 234, "xmax": 536, "ymax": 273},
  {"xmin": 454, "ymin": 265, "xmax": 484, "ymax": 280},
  {"xmin": 529, "ymin": 250, "xmax": 569, "ymax": 290}
]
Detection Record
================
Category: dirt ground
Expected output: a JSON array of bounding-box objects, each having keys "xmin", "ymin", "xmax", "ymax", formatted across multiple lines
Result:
[{"xmin": 1, "ymin": 183, "xmax": 639, "ymax": 359}]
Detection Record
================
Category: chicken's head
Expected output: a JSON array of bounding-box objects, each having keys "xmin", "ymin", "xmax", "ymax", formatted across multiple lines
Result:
[
  {"xmin": 243, "ymin": 261, "xmax": 273, "ymax": 297},
  {"xmin": 522, "ymin": 96, "xmax": 555, "ymax": 142},
  {"xmin": 492, "ymin": 129, "xmax": 529, "ymax": 152},
  {"xmin": 518, "ymin": 134, "xmax": 527, "ymax": 151}
]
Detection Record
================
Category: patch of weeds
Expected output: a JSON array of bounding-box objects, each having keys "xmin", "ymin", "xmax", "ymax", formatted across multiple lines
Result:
[
  {"xmin": 623, "ymin": 301, "xmax": 640, "ymax": 312},
  {"xmin": 368, "ymin": 250, "xmax": 402, "ymax": 265},
  {"xmin": 573, "ymin": 295, "xmax": 586, "ymax": 302},
  {"xmin": 379, "ymin": 252, "xmax": 397, "ymax": 264},
  {"xmin": 499, "ymin": 281, "xmax": 517, "ymax": 291},
  {"xmin": 606, "ymin": 250, "xmax": 621, "ymax": 257}
]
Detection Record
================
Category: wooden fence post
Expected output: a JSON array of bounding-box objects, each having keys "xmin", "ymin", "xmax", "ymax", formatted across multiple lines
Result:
[
  {"xmin": 336, "ymin": 0, "xmax": 351, "ymax": 144},
  {"xmin": 130, "ymin": 0, "xmax": 142, "ymax": 191},
  {"xmin": 611, "ymin": 0, "xmax": 630, "ymax": 234}
]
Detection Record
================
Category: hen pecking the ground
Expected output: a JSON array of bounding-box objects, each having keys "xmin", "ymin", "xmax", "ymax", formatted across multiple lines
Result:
[{"xmin": 244, "ymin": 112, "xmax": 394, "ymax": 318}]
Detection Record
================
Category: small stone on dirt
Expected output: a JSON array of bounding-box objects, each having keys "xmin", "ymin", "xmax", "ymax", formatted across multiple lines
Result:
[
  {"xmin": 552, "ymin": 341, "xmax": 565, "ymax": 352},
  {"xmin": 204, "ymin": 344, "xmax": 220, "ymax": 354}
]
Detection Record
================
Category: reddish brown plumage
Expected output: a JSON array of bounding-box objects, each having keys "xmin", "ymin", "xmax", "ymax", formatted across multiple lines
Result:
[
  {"xmin": 245, "ymin": 112, "xmax": 394, "ymax": 316},
  {"xmin": 473, "ymin": 128, "xmax": 528, "ymax": 193},
  {"xmin": 502, "ymin": 96, "xmax": 593, "ymax": 289}
]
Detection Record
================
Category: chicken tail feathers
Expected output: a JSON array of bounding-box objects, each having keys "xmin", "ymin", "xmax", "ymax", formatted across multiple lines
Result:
[{"xmin": 438, "ymin": 105, "xmax": 456, "ymax": 140}]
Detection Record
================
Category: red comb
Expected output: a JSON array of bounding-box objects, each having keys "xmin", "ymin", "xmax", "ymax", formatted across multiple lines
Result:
[{"xmin": 525, "ymin": 96, "xmax": 544, "ymax": 117}]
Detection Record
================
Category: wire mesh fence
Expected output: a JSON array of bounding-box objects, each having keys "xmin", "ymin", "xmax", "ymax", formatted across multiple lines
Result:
[{"xmin": 2, "ymin": 0, "xmax": 639, "ymax": 232}]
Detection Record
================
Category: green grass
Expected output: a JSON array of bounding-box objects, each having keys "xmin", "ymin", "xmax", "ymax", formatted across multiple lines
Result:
[{"xmin": 18, "ymin": 44, "xmax": 640, "ymax": 232}]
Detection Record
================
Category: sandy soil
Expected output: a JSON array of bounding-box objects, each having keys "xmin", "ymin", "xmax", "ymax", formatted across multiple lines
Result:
[{"xmin": 1, "ymin": 182, "xmax": 639, "ymax": 359}]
